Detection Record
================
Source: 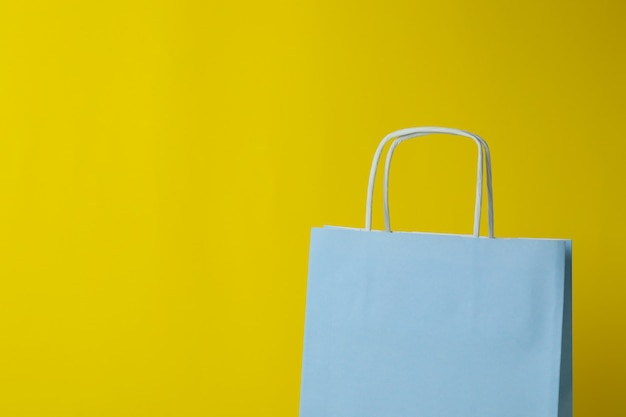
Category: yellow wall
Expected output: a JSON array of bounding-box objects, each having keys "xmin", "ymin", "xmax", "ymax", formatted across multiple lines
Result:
[{"xmin": 1, "ymin": 1, "xmax": 624, "ymax": 415}]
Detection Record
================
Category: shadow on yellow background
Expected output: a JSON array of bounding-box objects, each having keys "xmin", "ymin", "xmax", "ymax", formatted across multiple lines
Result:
[{"xmin": 0, "ymin": 1, "xmax": 624, "ymax": 415}]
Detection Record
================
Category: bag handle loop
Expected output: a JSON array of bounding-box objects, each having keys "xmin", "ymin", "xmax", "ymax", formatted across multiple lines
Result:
[{"xmin": 365, "ymin": 127, "xmax": 494, "ymax": 238}]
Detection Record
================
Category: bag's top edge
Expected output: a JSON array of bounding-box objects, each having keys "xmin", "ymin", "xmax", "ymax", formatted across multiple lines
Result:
[{"xmin": 315, "ymin": 225, "xmax": 572, "ymax": 243}]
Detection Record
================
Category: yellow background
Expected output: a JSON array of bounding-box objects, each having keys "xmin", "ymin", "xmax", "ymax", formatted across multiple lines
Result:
[{"xmin": 1, "ymin": 0, "xmax": 624, "ymax": 415}]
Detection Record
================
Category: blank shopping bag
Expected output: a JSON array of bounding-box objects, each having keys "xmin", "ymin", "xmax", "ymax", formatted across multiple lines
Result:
[{"xmin": 299, "ymin": 127, "xmax": 572, "ymax": 417}]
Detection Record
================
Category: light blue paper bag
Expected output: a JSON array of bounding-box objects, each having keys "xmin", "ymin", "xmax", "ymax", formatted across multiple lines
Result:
[{"xmin": 299, "ymin": 127, "xmax": 572, "ymax": 417}]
